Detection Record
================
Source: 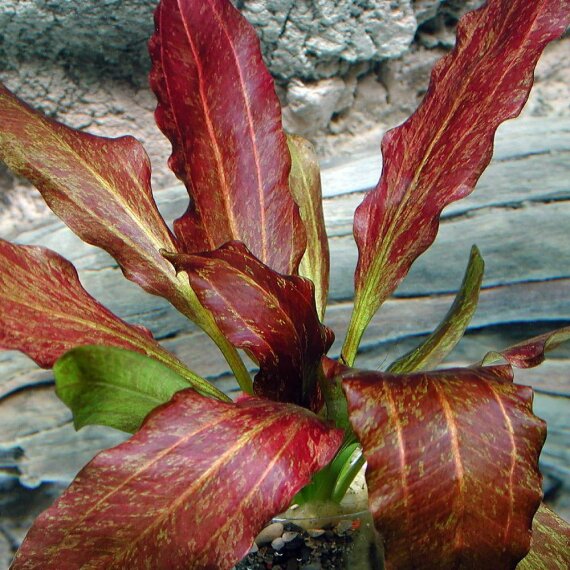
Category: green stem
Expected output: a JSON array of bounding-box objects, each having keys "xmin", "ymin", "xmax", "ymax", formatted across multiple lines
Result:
[
  {"xmin": 340, "ymin": 303, "xmax": 368, "ymax": 367},
  {"xmin": 331, "ymin": 448, "xmax": 366, "ymax": 503},
  {"xmin": 174, "ymin": 278, "xmax": 254, "ymax": 396},
  {"xmin": 162, "ymin": 355, "xmax": 231, "ymax": 402}
]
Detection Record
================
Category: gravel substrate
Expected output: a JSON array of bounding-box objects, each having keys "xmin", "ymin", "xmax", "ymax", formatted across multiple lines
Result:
[{"xmin": 235, "ymin": 516, "xmax": 383, "ymax": 570}]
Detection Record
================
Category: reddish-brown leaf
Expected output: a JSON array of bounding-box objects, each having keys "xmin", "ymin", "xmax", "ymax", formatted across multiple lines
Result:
[
  {"xmin": 483, "ymin": 326, "xmax": 570, "ymax": 369},
  {"xmin": 0, "ymin": 83, "xmax": 255, "ymax": 387},
  {"xmin": 0, "ymin": 240, "xmax": 201, "ymax": 387},
  {"xmin": 0, "ymin": 83, "xmax": 194, "ymax": 313},
  {"xmin": 164, "ymin": 242, "xmax": 334, "ymax": 408},
  {"xmin": 12, "ymin": 389, "xmax": 343, "ymax": 570},
  {"xmin": 343, "ymin": 0, "xmax": 570, "ymax": 363},
  {"xmin": 149, "ymin": 0, "xmax": 305, "ymax": 275},
  {"xmin": 342, "ymin": 365, "xmax": 546, "ymax": 569}
]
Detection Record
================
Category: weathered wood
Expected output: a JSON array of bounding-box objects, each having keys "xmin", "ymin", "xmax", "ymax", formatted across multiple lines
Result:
[{"xmin": 0, "ymin": 117, "xmax": 568, "ymax": 524}]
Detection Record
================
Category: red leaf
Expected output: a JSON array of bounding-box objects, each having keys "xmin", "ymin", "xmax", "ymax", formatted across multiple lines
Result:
[
  {"xmin": 12, "ymin": 389, "xmax": 343, "ymax": 570},
  {"xmin": 0, "ymin": 82, "xmax": 255, "ymax": 387},
  {"xmin": 0, "ymin": 83, "xmax": 192, "ymax": 312},
  {"xmin": 343, "ymin": 0, "xmax": 570, "ymax": 363},
  {"xmin": 0, "ymin": 240, "xmax": 190, "ymax": 379},
  {"xmin": 164, "ymin": 242, "xmax": 334, "ymax": 408},
  {"xmin": 149, "ymin": 0, "xmax": 305, "ymax": 275},
  {"xmin": 483, "ymin": 326, "xmax": 570, "ymax": 369},
  {"xmin": 342, "ymin": 365, "xmax": 546, "ymax": 569}
]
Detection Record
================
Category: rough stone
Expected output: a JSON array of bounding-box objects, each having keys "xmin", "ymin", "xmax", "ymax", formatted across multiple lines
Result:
[
  {"xmin": 254, "ymin": 522, "xmax": 284, "ymax": 545},
  {"xmin": 239, "ymin": 0, "xmax": 417, "ymax": 81},
  {"xmin": 1, "ymin": 0, "xmax": 567, "ymax": 214},
  {"xmin": 283, "ymin": 76, "xmax": 355, "ymax": 136}
]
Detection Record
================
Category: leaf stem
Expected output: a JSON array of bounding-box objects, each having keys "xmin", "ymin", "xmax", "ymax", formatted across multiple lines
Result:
[
  {"xmin": 331, "ymin": 448, "xmax": 365, "ymax": 503},
  {"xmin": 175, "ymin": 277, "xmax": 254, "ymax": 395},
  {"xmin": 340, "ymin": 309, "xmax": 366, "ymax": 367},
  {"xmin": 161, "ymin": 355, "xmax": 231, "ymax": 402}
]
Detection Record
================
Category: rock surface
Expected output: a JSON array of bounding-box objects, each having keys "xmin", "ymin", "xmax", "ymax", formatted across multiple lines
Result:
[{"xmin": 1, "ymin": 0, "xmax": 567, "ymax": 224}]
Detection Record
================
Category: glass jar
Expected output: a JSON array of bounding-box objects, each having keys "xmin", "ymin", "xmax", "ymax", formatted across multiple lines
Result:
[{"xmin": 236, "ymin": 504, "xmax": 384, "ymax": 569}]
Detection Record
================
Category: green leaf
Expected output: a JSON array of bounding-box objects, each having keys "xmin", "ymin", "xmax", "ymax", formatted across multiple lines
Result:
[
  {"xmin": 517, "ymin": 504, "xmax": 570, "ymax": 569},
  {"xmin": 55, "ymin": 346, "xmax": 201, "ymax": 433},
  {"xmin": 388, "ymin": 245, "xmax": 484, "ymax": 374}
]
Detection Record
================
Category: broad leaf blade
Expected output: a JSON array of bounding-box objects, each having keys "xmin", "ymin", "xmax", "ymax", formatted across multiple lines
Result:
[
  {"xmin": 164, "ymin": 242, "xmax": 334, "ymax": 409},
  {"xmin": 12, "ymin": 390, "xmax": 343, "ymax": 569},
  {"xmin": 0, "ymin": 83, "xmax": 189, "ymax": 310},
  {"xmin": 343, "ymin": 0, "xmax": 570, "ymax": 364},
  {"xmin": 0, "ymin": 83, "xmax": 253, "ymax": 391},
  {"xmin": 287, "ymin": 134, "xmax": 330, "ymax": 319},
  {"xmin": 1, "ymin": 241, "xmax": 165, "ymax": 368},
  {"xmin": 149, "ymin": 0, "xmax": 305, "ymax": 275},
  {"xmin": 388, "ymin": 245, "xmax": 484, "ymax": 373},
  {"xmin": 342, "ymin": 366, "xmax": 546, "ymax": 569},
  {"xmin": 55, "ymin": 346, "xmax": 198, "ymax": 433},
  {"xmin": 483, "ymin": 327, "xmax": 570, "ymax": 368},
  {"xmin": 518, "ymin": 504, "xmax": 570, "ymax": 569},
  {"xmin": 0, "ymin": 240, "xmax": 223, "ymax": 398}
]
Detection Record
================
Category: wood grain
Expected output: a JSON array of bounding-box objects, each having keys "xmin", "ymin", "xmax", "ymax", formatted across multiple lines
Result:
[{"xmin": 0, "ymin": 116, "xmax": 568, "ymax": 510}]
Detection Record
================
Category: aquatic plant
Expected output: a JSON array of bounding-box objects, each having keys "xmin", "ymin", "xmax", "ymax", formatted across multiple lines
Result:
[{"xmin": 1, "ymin": 0, "xmax": 568, "ymax": 567}]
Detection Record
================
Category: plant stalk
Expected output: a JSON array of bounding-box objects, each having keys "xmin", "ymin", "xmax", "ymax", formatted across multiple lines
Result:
[{"xmin": 175, "ymin": 276, "xmax": 254, "ymax": 395}]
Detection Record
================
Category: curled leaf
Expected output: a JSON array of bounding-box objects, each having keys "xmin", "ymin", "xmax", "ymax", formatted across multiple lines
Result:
[
  {"xmin": 482, "ymin": 326, "xmax": 570, "ymax": 368},
  {"xmin": 13, "ymin": 389, "xmax": 343, "ymax": 570},
  {"xmin": 149, "ymin": 0, "xmax": 305, "ymax": 274},
  {"xmin": 164, "ymin": 242, "xmax": 334, "ymax": 409},
  {"xmin": 388, "ymin": 245, "xmax": 484, "ymax": 373},
  {"xmin": 342, "ymin": 0, "xmax": 570, "ymax": 364},
  {"xmin": 287, "ymin": 134, "xmax": 330, "ymax": 319},
  {"xmin": 0, "ymin": 240, "xmax": 201, "ymax": 388},
  {"xmin": 0, "ymin": 83, "xmax": 189, "ymax": 311},
  {"xmin": 0, "ymin": 82, "xmax": 253, "ymax": 390},
  {"xmin": 342, "ymin": 365, "xmax": 546, "ymax": 569}
]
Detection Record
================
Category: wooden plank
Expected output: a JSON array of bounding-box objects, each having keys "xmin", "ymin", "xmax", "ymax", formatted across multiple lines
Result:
[
  {"xmin": 323, "ymin": 150, "xmax": 570, "ymax": 237},
  {"xmin": 0, "ymin": 386, "xmax": 126, "ymax": 487},
  {"xmin": 328, "ymin": 201, "xmax": 570, "ymax": 300},
  {"xmin": 319, "ymin": 117, "xmax": 570, "ymax": 199},
  {"xmin": 2, "ymin": 278, "xmax": 569, "ymax": 401},
  {"xmin": 0, "ymin": 116, "xmax": 568, "ymax": 499},
  {"xmin": 325, "ymin": 278, "xmax": 570, "ymax": 354}
]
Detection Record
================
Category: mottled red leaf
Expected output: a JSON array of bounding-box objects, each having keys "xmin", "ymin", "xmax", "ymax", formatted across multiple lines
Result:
[
  {"xmin": 0, "ymin": 83, "xmax": 193, "ymax": 313},
  {"xmin": 164, "ymin": 242, "xmax": 334, "ymax": 408},
  {"xmin": 342, "ymin": 0, "xmax": 570, "ymax": 364},
  {"xmin": 518, "ymin": 503, "xmax": 570, "ymax": 569},
  {"xmin": 342, "ymin": 365, "xmax": 546, "ymax": 569},
  {"xmin": 12, "ymin": 389, "xmax": 343, "ymax": 570},
  {"xmin": 483, "ymin": 326, "xmax": 570, "ymax": 369},
  {"xmin": 0, "ymin": 82, "xmax": 253, "ymax": 388},
  {"xmin": 0, "ymin": 240, "xmax": 219, "ymax": 393},
  {"xmin": 287, "ymin": 135, "xmax": 330, "ymax": 319},
  {"xmin": 149, "ymin": 0, "xmax": 305, "ymax": 274}
]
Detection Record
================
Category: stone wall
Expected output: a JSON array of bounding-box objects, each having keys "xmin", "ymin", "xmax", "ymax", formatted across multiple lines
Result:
[
  {"xmin": 1, "ymin": 0, "xmax": 568, "ymax": 233},
  {"xmin": 0, "ymin": 2, "xmax": 529, "ymax": 226}
]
